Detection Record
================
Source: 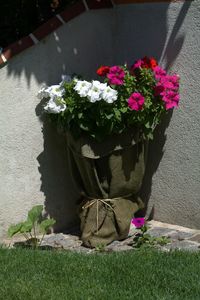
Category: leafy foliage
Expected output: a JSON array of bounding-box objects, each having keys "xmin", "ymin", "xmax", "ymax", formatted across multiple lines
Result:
[
  {"xmin": 41, "ymin": 58, "xmax": 179, "ymax": 141},
  {"xmin": 132, "ymin": 223, "xmax": 170, "ymax": 248},
  {"xmin": 48, "ymin": 66, "xmax": 166, "ymax": 141},
  {"xmin": 8, "ymin": 205, "xmax": 55, "ymax": 249}
]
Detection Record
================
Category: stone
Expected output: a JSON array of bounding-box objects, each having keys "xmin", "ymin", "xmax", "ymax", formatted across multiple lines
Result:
[
  {"xmin": 167, "ymin": 230, "xmax": 195, "ymax": 241},
  {"xmin": 147, "ymin": 227, "xmax": 175, "ymax": 238},
  {"xmin": 106, "ymin": 243, "xmax": 133, "ymax": 252},
  {"xmin": 42, "ymin": 233, "xmax": 82, "ymax": 249},
  {"xmin": 73, "ymin": 246, "xmax": 95, "ymax": 254},
  {"xmin": 120, "ymin": 236, "xmax": 135, "ymax": 246},
  {"xmin": 162, "ymin": 240, "xmax": 200, "ymax": 252},
  {"xmin": 188, "ymin": 233, "xmax": 200, "ymax": 243}
]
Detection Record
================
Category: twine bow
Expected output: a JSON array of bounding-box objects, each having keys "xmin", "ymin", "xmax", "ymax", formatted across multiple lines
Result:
[{"xmin": 82, "ymin": 194, "xmax": 132, "ymax": 235}]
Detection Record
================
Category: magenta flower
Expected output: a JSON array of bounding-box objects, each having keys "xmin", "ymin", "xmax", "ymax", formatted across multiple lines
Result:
[
  {"xmin": 153, "ymin": 66, "xmax": 166, "ymax": 80},
  {"xmin": 161, "ymin": 91, "xmax": 180, "ymax": 110},
  {"xmin": 128, "ymin": 92, "xmax": 145, "ymax": 111},
  {"xmin": 107, "ymin": 66, "xmax": 125, "ymax": 85},
  {"xmin": 131, "ymin": 218, "xmax": 145, "ymax": 228},
  {"xmin": 131, "ymin": 59, "xmax": 144, "ymax": 70},
  {"xmin": 154, "ymin": 83, "xmax": 165, "ymax": 96},
  {"xmin": 160, "ymin": 75, "xmax": 179, "ymax": 90},
  {"xmin": 153, "ymin": 70, "xmax": 180, "ymax": 110}
]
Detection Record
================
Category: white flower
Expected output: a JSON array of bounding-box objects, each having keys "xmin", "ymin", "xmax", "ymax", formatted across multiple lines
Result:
[
  {"xmin": 87, "ymin": 81, "xmax": 107, "ymax": 103},
  {"xmin": 102, "ymin": 86, "xmax": 118, "ymax": 103},
  {"xmin": 44, "ymin": 96, "xmax": 66, "ymax": 114},
  {"xmin": 45, "ymin": 85, "xmax": 65, "ymax": 98},
  {"xmin": 37, "ymin": 84, "xmax": 65, "ymax": 99},
  {"xmin": 74, "ymin": 80, "xmax": 92, "ymax": 97},
  {"xmin": 60, "ymin": 74, "xmax": 72, "ymax": 86},
  {"xmin": 37, "ymin": 86, "xmax": 50, "ymax": 100}
]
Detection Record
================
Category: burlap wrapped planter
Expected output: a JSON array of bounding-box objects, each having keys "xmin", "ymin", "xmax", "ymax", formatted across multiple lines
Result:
[{"xmin": 66, "ymin": 129, "xmax": 148, "ymax": 248}]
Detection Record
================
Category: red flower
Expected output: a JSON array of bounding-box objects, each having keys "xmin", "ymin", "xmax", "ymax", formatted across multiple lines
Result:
[
  {"xmin": 96, "ymin": 66, "xmax": 110, "ymax": 76},
  {"xmin": 142, "ymin": 56, "xmax": 158, "ymax": 70},
  {"xmin": 149, "ymin": 57, "xmax": 158, "ymax": 69},
  {"xmin": 131, "ymin": 57, "xmax": 158, "ymax": 73},
  {"xmin": 141, "ymin": 56, "xmax": 150, "ymax": 68}
]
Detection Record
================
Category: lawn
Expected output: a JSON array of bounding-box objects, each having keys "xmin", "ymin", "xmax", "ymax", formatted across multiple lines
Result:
[{"xmin": 0, "ymin": 247, "xmax": 200, "ymax": 300}]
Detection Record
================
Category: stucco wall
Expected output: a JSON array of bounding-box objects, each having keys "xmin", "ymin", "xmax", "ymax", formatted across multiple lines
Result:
[
  {"xmin": 0, "ymin": 9, "xmax": 114, "ymax": 238},
  {"xmin": 0, "ymin": 1, "xmax": 200, "ymax": 239}
]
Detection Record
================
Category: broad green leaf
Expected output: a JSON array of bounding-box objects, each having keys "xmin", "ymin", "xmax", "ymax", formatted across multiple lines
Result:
[
  {"xmin": 39, "ymin": 219, "xmax": 56, "ymax": 233},
  {"xmin": 20, "ymin": 221, "xmax": 33, "ymax": 233},
  {"xmin": 28, "ymin": 205, "xmax": 43, "ymax": 224},
  {"xmin": 8, "ymin": 223, "xmax": 23, "ymax": 237}
]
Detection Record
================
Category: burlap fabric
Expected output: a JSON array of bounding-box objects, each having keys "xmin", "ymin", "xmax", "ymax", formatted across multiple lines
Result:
[{"xmin": 66, "ymin": 129, "xmax": 148, "ymax": 248}]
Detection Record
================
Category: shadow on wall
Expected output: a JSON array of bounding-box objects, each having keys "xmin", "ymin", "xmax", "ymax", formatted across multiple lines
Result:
[
  {"xmin": 2, "ymin": 2, "xmax": 192, "ymax": 230},
  {"xmin": 114, "ymin": 1, "xmax": 192, "ymax": 219},
  {"xmin": 35, "ymin": 101, "xmax": 81, "ymax": 231},
  {"xmin": 136, "ymin": 111, "xmax": 173, "ymax": 219},
  {"xmin": 135, "ymin": 1, "xmax": 192, "ymax": 219}
]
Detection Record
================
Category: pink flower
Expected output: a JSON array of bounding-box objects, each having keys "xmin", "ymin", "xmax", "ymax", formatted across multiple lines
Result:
[
  {"xmin": 153, "ymin": 66, "xmax": 166, "ymax": 80},
  {"xmin": 160, "ymin": 75, "xmax": 179, "ymax": 90},
  {"xmin": 131, "ymin": 57, "xmax": 158, "ymax": 71},
  {"xmin": 167, "ymin": 74, "xmax": 180, "ymax": 84},
  {"xmin": 161, "ymin": 90, "xmax": 180, "ymax": 110},
  {"xmin": 131, "ymin": 59, "xmax": 144, "ymax": 70},
  {"xmin": 128, "ymin": 92, "xmax": 145, "ymax": 111},
  {"xmin": 154, "ymin": 83, "xmax": 165, "ymax": 96},
  {"xmin": 131, "ymin": 218, "xmax": 145, "ymax": 228},
  {"xmin": 107, "ymin": 66, "xmax": 125, "ymax": 85},
  {"xmin": 154, "ymin": 70, "xmax": 180, "ymax": 109}
]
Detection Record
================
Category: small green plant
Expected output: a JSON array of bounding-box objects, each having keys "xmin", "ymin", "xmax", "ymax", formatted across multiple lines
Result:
[
  {"xmin": 8, "ymin": 205, "xmax": 55, "ymax": 249},
  {"xmin": 131, "ymin": 218, "xmax": 170, "ymax": 248},
  {"xmin": 95, "ymin": 243, "xmax": 106, "ymax": 253}
]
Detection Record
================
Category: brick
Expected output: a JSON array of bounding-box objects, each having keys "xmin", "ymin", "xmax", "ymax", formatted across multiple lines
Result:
[
  {"xmin": 86, "ymin": 0, "xmax": 113, "ymax": 9},
  {"xmin": 114, "ymin": 0, "xmax": 185, "ymax": 4},
  {"xmin": 33, "ymin": 16, "xmax": 62, "ymax": 41},
  {"xmin": 0, "ymin": 55, "xmax": 4, "ymax": 65},
  {"xmin": 60, "ymin": 1, "xmax": 86, "ymax": 23},
  {"xmin": 2, "ymin": 36, "xmax": 34, "ymax": 60}
]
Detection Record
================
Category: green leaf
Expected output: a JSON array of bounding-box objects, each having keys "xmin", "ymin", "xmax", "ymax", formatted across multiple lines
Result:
[
  {"xmin": 120, "ymin": 107, "xmax": 128, "ymax": 113},
  {"xmin": 39, "ymin": 219, "xmax": 56, "ymax": 234},
  {"xmin": 28, "ymin": 205, "xmax": 43, "ymax": 224},
  {"xmin": 105, "ymin": 113, "xmax": 113, "ymax": 120},
  {"xmin": 8, "ymin": 223, "xmax": 23, "ymax": 237},
  {"xmin": 144, "ymin": 121, "xmax": 151, "ymax": 129},
  {"xmin": 80, "ymin": 123, "xmax": 89, "ymax": 131},
  {"xmin": 20, "ymin": 221, "xmax": 33, "ymax": 233},
  {"xmin": 113, "ymin": 108, "xmax": 121, "ymax": 121},
  {"xmin": 147, "ymin": 132, "xmax": 154, "ymax": 140}
]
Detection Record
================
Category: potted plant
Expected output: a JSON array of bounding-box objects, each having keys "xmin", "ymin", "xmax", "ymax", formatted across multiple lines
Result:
[{"xmin": 38, "ymin": 56, "xmax": 180, "ymax": 248}]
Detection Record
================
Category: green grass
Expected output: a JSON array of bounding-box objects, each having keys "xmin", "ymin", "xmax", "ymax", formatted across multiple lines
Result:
[{"xmin": 0, "ymin": 247, "xmax": 200, "ymax": 300}]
